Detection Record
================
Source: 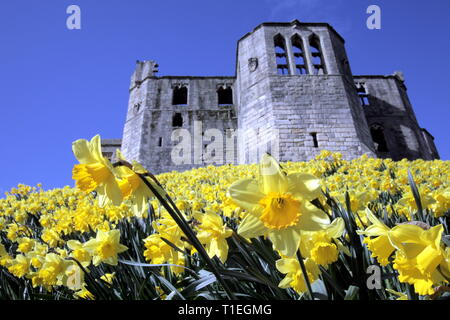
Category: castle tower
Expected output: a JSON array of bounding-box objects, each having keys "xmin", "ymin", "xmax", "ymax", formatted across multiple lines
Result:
[{"xmin": 235, "ymin": 20, "xmax": 376, "ymax": 163}]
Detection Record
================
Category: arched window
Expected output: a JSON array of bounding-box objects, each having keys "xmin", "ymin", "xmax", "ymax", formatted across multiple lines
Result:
[
  {"xmin": 274, "ymin": 35, "xmax": 289, "ymax": 75},
  {"xmin": 291, "ymin": 35, "xmax": 308, "ymax": 75},
  {"xmin": 172, "ymin": 86, "xmax": 188, "ymax": 105},
  {"xmin": 309, "ymin": 35, "xmax": 326, "ymax": 75},
  {"xmin": 217, "ymin": 86, "xmax": 233, "ymax": 105},
  {"xmin": 370, "ymin": 124, "xmax": 389, "ymax": 152},
  {"xmin": 172, "ymin": 113, "xmax": 183, "ymax": 127}
]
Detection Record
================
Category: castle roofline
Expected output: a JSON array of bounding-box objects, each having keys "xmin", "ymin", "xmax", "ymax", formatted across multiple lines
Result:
[
  {"xmin": 354, "ymin": 74, "xmax": 407, "ymax": 89},
  {"xmin": 354, "ymin": 75, "xmax": 399, "ymax": 79},
  {"xmin": 421, "ymin": 128, "xmax": 435, "ymax": 140},
  {"xmin": 154, "ymin": 76, "xmax": 235, "ymax": 79},
  {"xmin": 238, "ymin": 20, "xmax": 346, "ymax": 44}
]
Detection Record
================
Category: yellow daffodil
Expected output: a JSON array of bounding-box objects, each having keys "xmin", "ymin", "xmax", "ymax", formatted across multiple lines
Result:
[
  {"xmin": 37, "ymin": 253, "xmax": 70, "ymax": 287},
  {"xmin": 83, "ymin": 229, "xmax": 128, "ymax": 266},
  {"xmin": 67, "ymin": 240, "xmax": 92, "ymax": 267},
  {"xmin": 300, "ymin": 217, "xmax": 345, "ymax": 266},
  {"xmin": 229, "ymin": 154, "xmax": 330, "ymax": 256},
  {"xmin": 357, "ymin": 209, "xmax": 395, "ymax": 266},
  {"xmin": 389, "ymin": 224, "xmax": 445, "ymax": 295},
  {"xmin": 72, "ymin": 134, "xmax": 122, "ymax": 207},
  {"xmin": 143, "ymin": 213, "xmax": 187, "ymax": 274},
  {"xmin": 276, "ymin": 257, "xmax": 320, "ymax": 294},
  {"xmin": 7, "ymin": 254, "xmax": 30, "ymax": 278},
  {"xmin": 194, "ymin": 211, "xmax": 233, "ymax": 263},
  {"xmin": 114, "ymin": 150, "xmax": 160, "ymax": 218}
]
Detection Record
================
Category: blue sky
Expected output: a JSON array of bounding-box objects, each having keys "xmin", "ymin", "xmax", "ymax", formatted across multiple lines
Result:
[{"xmin": 0, "ymin": 0, "xmax": 449, "ymax": 194}]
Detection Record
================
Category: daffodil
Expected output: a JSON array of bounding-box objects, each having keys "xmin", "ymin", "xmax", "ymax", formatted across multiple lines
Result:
[
  {"xmin": 37, "ymin": 253, "xmax": 70, "ymax": 287},
  {"xmin": 228, "ymin": 154, "xmax": 330, "ymax": 256},
  {"xmin": 114, "ymin": 150, "xmax": 160, "ymax": 217},
  {"xmin": 194, "ymin": 211, "xmax": 233, "ymax": 263},
  {"xmin": 83, "ymin": 229, "xmax": 128, "ymax": 266},
  {"xmin": 7, "ymin": 254, "xmax": 30, "ymax": 278},
  {"xmin": 72, "ymin": 135, "xmax": 122, "ymax": 206},
  {"xmin": 276, "ymin": 257, "xmax": 320, "ymax": 294},
  {"xmin": 67, "ymin": 240, "xmax": 92, "ymax": 267},
  {"xmin": 300, "ymin": 217, "xmax": 346, "ymax": 266},
  {"xmin": 357, "ymin": 209, "xmax": 395, "ymax": 266},
  {"xmin": 389, "ymin": 224, "xmax": 446, "ymax": 295},
  {"xmin": 143, "ymin": 213, "xmax": 187, "ymax": 274}
]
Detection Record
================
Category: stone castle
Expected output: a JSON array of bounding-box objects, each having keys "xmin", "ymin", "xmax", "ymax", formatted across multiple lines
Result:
[{"xmin": 102, "ymin": 20, "xmax": 439, "ymax": 173}]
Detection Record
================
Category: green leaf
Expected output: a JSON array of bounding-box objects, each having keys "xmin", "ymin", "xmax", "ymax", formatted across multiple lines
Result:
[
  {"xmin": 407, "ymin": 169, "xmax": 423, "ymax": 216},
  {"xmin": 344, "ymin": 285, "xmax": 360, "ymax": 300}
]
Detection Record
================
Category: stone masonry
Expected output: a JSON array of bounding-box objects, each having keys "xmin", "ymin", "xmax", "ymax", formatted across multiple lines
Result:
[{"xmin": 107, "ymin": 20, "xmax": 439, "ymax": 173}]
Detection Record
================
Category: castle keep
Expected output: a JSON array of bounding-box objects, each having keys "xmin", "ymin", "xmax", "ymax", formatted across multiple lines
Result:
[{"xmin": 106, "ymin": 20, "xmax": 439, "ymax": 173}]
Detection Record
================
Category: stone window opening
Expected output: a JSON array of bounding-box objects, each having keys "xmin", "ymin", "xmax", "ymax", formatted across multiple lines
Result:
[
  {"xmin": 291, "ymin": 35, "xmax": 308, "ymax": 75},
  {"xmin": 217, "ymin": 86, "xmax": 233, "ymax": 105},
  {"xmin": 309, "ymin": 35, "xmax": 326, "ymax": 75},
  {"xmin": 172, "ymin": 86, "xmax": 188, "ymax": 105},
  {"xmin": 274, "ymin": 34, "xmax": 290, "ymax": 75},
  {"xmin": 172, "ymin": 113, "xmax": 183, "ymax": 127},
  {"xmin": 310, "ymin": 132, "xmax": 319, "ymax": 148},
  {"xmin": 356, "ymin": 82, "xmax": 370, "ymax": 106},
  {"xmin": 370, "ymin": 124, "xmax": 389, "ymax": 152},
  {"xmin": 158, "ymin": 137, "xmax": 163, "ymax": 147}
]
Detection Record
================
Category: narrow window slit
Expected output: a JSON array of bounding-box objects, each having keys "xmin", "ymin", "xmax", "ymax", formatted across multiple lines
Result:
[{"xmin": 310, "ymin": 133, "xmax": 319, "ymax": 148}]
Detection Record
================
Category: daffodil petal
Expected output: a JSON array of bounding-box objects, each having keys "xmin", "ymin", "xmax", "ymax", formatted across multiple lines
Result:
[
  {"xmin": 228, "ymin": 178, "xmax": 264, "ymax": 212},
  {"xmin": 268, "ymin": 228, "xmax": 301, "ymax": 257},
  {"xmin": 287, "ymin": 173, "xmax": 322, "ymax": 200},
  {"xmin": 90, "ymin": 135, "xmax": 104, "ymax": 163},
  {"xmin": 276, "ymin": 258, "xmax": 299, "ymax": 274},
  {"xmin": 104, "ymin": 176, "xmax": 123, "ymax": 206},
  {"xmin": 72, "ymin": 139, "xmax": 96, "ymax": 164},
  {"xmin": 298, "ymin": 201, "xmax": 330, "ymax": 231},
  {"xmin": 326, "ymin": 217, "xmax": 345, "ymax": 238},
  {"xmin": 259, "ymin": 154, "xmax": 288, "ymax": 194},
  {"xmin": 237, "ymin": 211, "xmax": 267, "ymax": 238},
  {"xmin": 278, "ymin": 276, "xmax": 293, "ymax": 289}
]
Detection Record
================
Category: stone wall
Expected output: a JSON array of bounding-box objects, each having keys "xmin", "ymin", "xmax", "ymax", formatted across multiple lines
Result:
[
  {"xmin": 122, "ymin": 73, "xmax": 238, "ymax": 174},
  {"xmin": 355, "ymin": 75, "xmax": 438, "ymax": 160}
]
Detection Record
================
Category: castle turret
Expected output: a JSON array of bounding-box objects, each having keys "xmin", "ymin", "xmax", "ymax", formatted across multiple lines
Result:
[{"xmin": 235, "ymin": 20, "xmax": 376, "ymax": 163}]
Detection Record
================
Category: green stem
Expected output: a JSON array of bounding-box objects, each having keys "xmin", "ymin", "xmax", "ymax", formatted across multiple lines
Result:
[
  {"xmin": 296, "ymin": 249, "xmax": 315, "ymax": 300},
  {"xmin": 137, "ymin": 172, "xmax": 236, "ymax": 300}
]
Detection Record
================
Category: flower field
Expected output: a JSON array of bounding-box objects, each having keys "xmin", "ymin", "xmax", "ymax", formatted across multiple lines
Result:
[{"xmin": 0, "ymin": 135, "xmax": 449, "ymax": 300}]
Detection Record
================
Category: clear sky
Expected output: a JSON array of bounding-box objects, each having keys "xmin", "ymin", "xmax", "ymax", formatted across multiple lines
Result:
[{"xmin": 0, "ymin": 0, "xmax": 449, "ymax": 194}]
